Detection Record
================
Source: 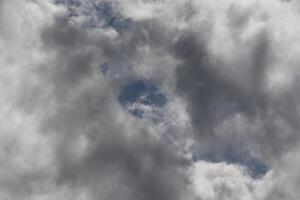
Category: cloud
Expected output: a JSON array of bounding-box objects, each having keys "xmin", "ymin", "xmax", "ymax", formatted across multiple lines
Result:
[
  {"xmin": 1, "ymin": 0, "xmax": 300, "ymax": 199},
  {"xmin": 0, "ymin": 0, "xmax": 189, "ymax": 199},
  {"xmin": 190, "ymin": 161, "xmax": 273, "ymax": 200}
]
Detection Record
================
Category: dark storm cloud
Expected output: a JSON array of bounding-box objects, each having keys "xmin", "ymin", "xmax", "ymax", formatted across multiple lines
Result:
[
  {"xmin": 40, "ymin": 12, "xmax": 120, "ymax": 95},
  {"xmin": 173, "ymin": 29, "xmax": 264, "ymax": 137},
  {"xmin": 171, "ymin": 6, "xmax": 300, "ymax": 164},
  {"xmin": 57, "ymin": 127, "xmax": 190, "ymax": 200},
  {"xmin": 36, "ymin": 4, "xmax": 192, "ymax": 200}
]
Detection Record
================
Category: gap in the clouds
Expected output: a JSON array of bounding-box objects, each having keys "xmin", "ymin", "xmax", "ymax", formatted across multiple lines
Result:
[
  {"xmin": 93, "ymin": 1, "xmax": 133, "ymax": 32},
  {"xmin": 192, "ymin": 147, "xmax": 269, "ymax": 179},
  {"xmin": 55, "ymin": 0, "xmax": 133, "ymax": 32},
  {"xmin": 118, "ymin": 79, "xmax": 168, "ymax": 120},
  {"xmin": 100, "ymin": 62, "xmax": 168, "ymax": 121},
  {"xmin": 100, "ymin": 62, "xmax": 109, "ymax": 75}
]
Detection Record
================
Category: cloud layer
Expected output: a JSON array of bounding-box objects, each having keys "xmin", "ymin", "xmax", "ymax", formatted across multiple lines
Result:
[{"xmin": 1, "ymin": 0, "xmax": 300, "ymax": 199}]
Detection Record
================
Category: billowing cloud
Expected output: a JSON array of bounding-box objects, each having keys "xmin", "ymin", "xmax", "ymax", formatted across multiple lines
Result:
[{"xmin": 1, "ymin": 0, "xmax": 300, "ymax": 199}]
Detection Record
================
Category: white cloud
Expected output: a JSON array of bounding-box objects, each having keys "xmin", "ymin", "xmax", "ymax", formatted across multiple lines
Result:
[{"xmin": 190, "ymin": 161, "xmax": 273, "ymax": 200}]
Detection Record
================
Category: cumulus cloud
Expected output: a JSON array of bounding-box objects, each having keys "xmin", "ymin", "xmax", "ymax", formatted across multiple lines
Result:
[
  {"xmin": 1, "ymin": 0, "xmax": 300, "ymax": 199},
  {"xmin": 190, "ymin": 161, "xmax": 273, "ymax": 200}
]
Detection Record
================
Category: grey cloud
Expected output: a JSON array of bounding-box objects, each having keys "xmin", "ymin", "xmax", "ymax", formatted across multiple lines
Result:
[
  {"xmin": 171, "ymin": 0, "xmax": 300, "ymax": 163},
  {"xmin": 34, "ymin": 3, "xmax": 192, "ymax": 200},
  {"xmin": 173, "ymin": 30, "xmax": 265, "ymax": 136},
  {"xmin": 3, "ymin": 0, "xmax": 300, "ymax": 199},
  {"xmin": 168, "ymin": 1, "xmax": 300, "ymax": 198}
]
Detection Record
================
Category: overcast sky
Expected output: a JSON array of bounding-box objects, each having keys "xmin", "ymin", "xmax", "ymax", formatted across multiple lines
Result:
[{"xmin": 1, "ymin": 0, "xmax": 300, "ymax": 199}]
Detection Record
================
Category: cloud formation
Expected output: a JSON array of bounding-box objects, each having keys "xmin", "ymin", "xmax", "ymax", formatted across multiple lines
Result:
[{"xmin": 1, "ymin": 0, "xmax": 300, "ymax": 199}]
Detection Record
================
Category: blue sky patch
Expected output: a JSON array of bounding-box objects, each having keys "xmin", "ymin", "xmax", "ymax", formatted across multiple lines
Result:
[
  {"xmin": 55, "ymin": 0, "xmax": 133, "ymax": 32},
  {"xmin": 119, "ymin": 80, "xmax": 168, "ymax": 118},
  {"xmin": 100, "ymin": 62, "xmax": 109, "ymax": 75},
  {"xmin": 93, "ymin": 1, "xmax": 133, "ymax": 32}
]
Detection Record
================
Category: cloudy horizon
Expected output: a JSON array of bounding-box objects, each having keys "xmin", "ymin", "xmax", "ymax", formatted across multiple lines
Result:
[{"xmin": 0, "ymin": 0, "xmax": 300, "ymax": 199}]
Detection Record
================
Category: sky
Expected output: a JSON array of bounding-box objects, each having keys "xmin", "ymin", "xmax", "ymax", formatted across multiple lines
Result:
[{"xmin": 1, "ymin": 0, "xmax": 300, "ymax": 199}]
